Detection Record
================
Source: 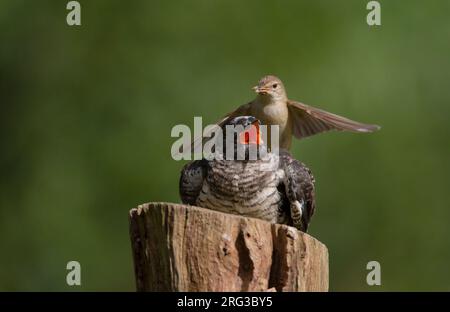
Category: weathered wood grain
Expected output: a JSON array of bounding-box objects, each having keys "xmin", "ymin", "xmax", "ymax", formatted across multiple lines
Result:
[{"xmin": 129, "ymin": 202, "xmax": 328, "ymax": 292}]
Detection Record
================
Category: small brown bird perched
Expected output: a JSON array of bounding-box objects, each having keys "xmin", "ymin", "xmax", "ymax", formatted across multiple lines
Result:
[
  {"xmin": 180, "ymin": 116, "xmax": 316, "ymax": 232},
  {"xmin": 197, "ymin": 75, "xmax": 380, "ymax": 150}
]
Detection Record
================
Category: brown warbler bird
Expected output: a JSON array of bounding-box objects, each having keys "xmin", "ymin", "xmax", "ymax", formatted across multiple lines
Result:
[{"xmin": 195, "ymin": 75, "xmax": 380, "ymax": 151}]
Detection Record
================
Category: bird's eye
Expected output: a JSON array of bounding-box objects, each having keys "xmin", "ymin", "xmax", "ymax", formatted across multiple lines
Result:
[{"xmin": 272, "ymin": 83, "xmax": 278, "ymax": 89}]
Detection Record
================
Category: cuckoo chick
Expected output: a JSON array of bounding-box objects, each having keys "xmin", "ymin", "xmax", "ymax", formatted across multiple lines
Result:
[{"xmin": 180, "ymin": 116, "xmax": 316, "ymax": 232}]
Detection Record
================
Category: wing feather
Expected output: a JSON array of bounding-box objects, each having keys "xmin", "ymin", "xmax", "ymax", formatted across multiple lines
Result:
[
  {"xmin": 279, "ymin": 150, "xmax": 316, "ymax": 232},
  {"xmin": 288, "ymin": 100, "xmax": 380, "ymax": 139},
  {"xmin": 179, "ymin": 159, "xmax": 208, "ymax": 205}
]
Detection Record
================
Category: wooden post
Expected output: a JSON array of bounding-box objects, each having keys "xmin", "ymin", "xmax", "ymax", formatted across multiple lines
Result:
[{"xmin": 129, "ymin": 202, "xmax": 328, "ymax": 292}]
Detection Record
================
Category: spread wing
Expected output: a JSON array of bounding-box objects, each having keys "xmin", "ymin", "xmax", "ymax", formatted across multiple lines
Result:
[
  {"xmin": 279, "ymin": 150, "xmax": 316, "ymax": 232},
  {"xmin": 179, "ymin": 159, "xmax": 208, "ymax": 205},
  {"xmin": 288, "ymin": 100, "xmax": 380, "ymax": 139},
  {"xmin": 188, "ymin": 102, "xmax": 252, "ymax": 154}
]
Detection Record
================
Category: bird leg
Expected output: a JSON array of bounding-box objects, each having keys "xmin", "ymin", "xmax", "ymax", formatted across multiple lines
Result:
[
  {"xmin": 282, "ymin": 166, "xmax": 305, "ymax": 231},
  {"xmin": 290, "ymin": 200, "xmax": 304, "ymax": 230}
]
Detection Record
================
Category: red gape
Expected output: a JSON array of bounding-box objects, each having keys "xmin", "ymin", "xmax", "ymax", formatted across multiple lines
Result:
[{"xmin": 239, "ymin": 124, "xmax": 263, "ymax": 145}]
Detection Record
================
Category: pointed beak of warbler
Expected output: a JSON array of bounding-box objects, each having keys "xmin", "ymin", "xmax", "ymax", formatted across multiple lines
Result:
[{"xmin": 253, "ymin": 86, "xmax": 269, "ymax": 94}]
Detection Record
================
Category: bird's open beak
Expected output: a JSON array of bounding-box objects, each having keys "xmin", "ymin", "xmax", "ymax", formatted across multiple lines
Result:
[{"xmin": 239, "ymin": 121, "xmax": 264, "ymax": 145}]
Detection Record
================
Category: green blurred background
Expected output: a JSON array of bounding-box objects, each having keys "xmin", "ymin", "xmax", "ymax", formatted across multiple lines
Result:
[{"xmin": 1, "ymin": 0, "xmax": 449, "ymax": 291}]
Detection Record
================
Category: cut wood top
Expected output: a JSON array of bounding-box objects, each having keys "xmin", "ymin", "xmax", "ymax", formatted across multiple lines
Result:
[{"xmin": 129, "ymin": 202, "xmax": 328, "ymax": 292}]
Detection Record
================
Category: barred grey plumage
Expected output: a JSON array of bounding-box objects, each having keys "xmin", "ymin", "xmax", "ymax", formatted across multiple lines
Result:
[{"xmin": 179, "ymin": 116, "xmax": 315, "ymax": 232}]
